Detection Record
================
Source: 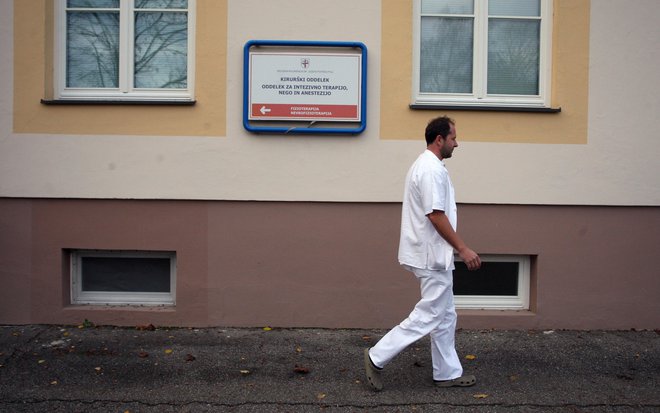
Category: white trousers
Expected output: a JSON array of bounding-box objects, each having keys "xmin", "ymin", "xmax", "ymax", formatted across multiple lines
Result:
[{"xmin": 369, "ymin": 267, "xmax": 463, "ymax": 381}]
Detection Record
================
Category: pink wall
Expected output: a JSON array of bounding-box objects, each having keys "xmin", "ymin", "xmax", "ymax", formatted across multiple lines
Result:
[{"xmin": 0, "ymin": 199, "xmax": 658, "ymax": 330}]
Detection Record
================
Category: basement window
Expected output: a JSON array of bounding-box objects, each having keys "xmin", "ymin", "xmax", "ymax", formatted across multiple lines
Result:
[
  {"xmin": 453, "ymin": 255, "xmax": 530, "ymax": 310},
  {"xmin": 71, "ymin": 250, "xmax": 176, "ymax": 305}
]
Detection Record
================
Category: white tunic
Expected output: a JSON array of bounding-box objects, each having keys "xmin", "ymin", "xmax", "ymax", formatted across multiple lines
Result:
[{"xmin": 398, "ymin": 150, "xmax": 457, "ymax": 271}]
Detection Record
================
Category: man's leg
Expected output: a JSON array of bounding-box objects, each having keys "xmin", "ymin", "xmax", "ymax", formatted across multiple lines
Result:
[
  {"xmin": 429, "ymin": 292, "xmax": 463, "ymax": 381},
  {"xmin": 369, "ymin": 268, "xmax": 454, "ymax": 369}
]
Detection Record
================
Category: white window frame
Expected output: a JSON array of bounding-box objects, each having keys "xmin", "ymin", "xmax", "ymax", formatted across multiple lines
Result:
[
  {"xmin": 454, "ymin": 254, "xmax": 530, "ymax": 310},
  {"xmin": 412, "ymin": 0, "xmax": 552, "ymax": 108},
  {"xmin": 71, "ymin": 250, "xmax": 176, "ymax": 306},
  {"xmin": 54, "ymin": 0, "xmax": 196, "ymax": 102}
]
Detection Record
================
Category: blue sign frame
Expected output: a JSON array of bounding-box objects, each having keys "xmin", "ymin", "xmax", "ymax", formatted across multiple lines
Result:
[{"xmin": 243, "ymin": 40, "xmax": 367, "ymax": 135}]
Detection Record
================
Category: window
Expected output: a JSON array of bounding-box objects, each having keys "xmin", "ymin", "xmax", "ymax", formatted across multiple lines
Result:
[
  {"xmin": 71, "ymin": 250, "xmax": 176, "ymax": 305},
  {"xmin": 54, "ymin": 0, "xmax": 195, "ymax": 101},
  {"xmin": 453, "ymin": 255, "xmax": 530, "ymax": 310},
  {"xmin": 413, "ymin": 0, "xmax": 552, "ymax": 108}
]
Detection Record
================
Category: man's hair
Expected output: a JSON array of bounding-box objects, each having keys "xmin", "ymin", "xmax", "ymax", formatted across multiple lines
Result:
[{"xmin": 425, "ymin": 116, "xmax": 455, "ymax": 145}]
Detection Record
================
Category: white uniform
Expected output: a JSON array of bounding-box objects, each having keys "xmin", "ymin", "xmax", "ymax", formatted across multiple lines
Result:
[
  {"xmin": 398, "ymin": 150, "xmax": 457, "ymax": 271},
  {"xmin": 369, "ymin": 149, "xmax": 463, "ymax": 381}
]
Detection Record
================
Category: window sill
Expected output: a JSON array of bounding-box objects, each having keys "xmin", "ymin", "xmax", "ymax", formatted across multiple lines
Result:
[
  {"xmin": 457, "ymin": 309, "xmax": 536, "ymax": 316},
  {"xmin": 410, "ymin": 104, "xmax": 561, "ymax": 113},
  {"xmin": 41, "ymin": 99, "xmax": 196, "ymax": 106},
  {"xmin": 64, "ymin": 304, "xmax": 176, "ymax": 311}
]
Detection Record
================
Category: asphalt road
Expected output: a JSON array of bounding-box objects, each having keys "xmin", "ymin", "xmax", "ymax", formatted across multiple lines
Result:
[{"xmin": 1, "ymin": 325, "xmax": 658, "ymax": 412}]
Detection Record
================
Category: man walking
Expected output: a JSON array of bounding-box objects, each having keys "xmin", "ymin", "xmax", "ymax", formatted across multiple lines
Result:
[{"xmin": 364, "ymin": 116, "xmax": 481, "ymax": 391}]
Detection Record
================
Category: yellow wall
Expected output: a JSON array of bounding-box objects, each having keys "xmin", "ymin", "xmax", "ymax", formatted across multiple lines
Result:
[
  {"xmin": 13, "ymin": 0, "xmax": 227, "ymax": 137},
  {"xmin": 381, "ymin": 0, "xmax": 590, "ymax": 144}
]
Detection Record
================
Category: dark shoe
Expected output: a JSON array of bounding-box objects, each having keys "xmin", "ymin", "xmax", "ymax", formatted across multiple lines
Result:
[
  {"xmin": 363, "ymin": 348, "xmax": 383, "ymax": 391},
  {"xmin": 434, "ymin": 374, "xmax": 476, "ymax": 387}
]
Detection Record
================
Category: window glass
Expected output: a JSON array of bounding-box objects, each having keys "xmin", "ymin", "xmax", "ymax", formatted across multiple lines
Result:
[
  {"xmin": 420, "ymin": 16, "xmax": 473, "ymax": 93},
  {"xmin": 81, "ymin": 256, "xmax": 171, "ymax": 293},
  {"xmin": 134, "ymin": 11, "xmax": 188, "ymax": 88},
  {"xmin": 489, "ymin": 0, "xmax": 540, "ymax": 17},
  {"xmin": 453, "ymin": 261, "xmax": 520, "ymax": 296},
  {"xmin": 487, "ymin": 18, "xmax": 540, "ymax": 95},
  {"xmin": 135, "ymin": 0, "xmax": 187, "ymax": 9},
  {"xmin": 422, "ymin": 0, "xmax": 473, "ymax": 14},
  {"xmin": 66, "ymin": 11, "xmax": 120, "ymax": 88},
  {"xmin": 68, "ymin": 0, "xmax": 119, "ymax": 8}
]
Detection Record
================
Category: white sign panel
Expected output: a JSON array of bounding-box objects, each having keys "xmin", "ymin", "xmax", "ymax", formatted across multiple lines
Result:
[{"xmin": 248, "ymin": 52, "xmax": 362, "ymax": 122}]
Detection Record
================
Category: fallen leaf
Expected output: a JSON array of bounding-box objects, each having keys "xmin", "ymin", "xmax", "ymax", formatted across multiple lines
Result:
[
  {"xmin": 50, "ymin": 380, "xmax": 58, "ymax": 385},
  {"xmin": 185, "ymin": 354, "xmax": 196, "ymax": 362},
  {"xmin": 509, "ymin": 374, "xmax": 519, "ymax": 382},
  {"xmin": 263, "ymin": 326, "xmax": 272, "ymax": 331},
  {"xmin": 465, "ymin": 354, "xmax": 477, "ymax": 360},
  {"xmin": 294, "ymin": 365, "xmax": 310, "ymax": 374},
  {"xmin": 138, "ymin": 351, "xmax": 149, "ymax": 358},
  {"xmin": 94, "ymin": 367, "xmax": 102, "ymax": 373},
  {"xmin": 361, "ymin": 335, "xmax": 371, "ymax": 341},
  {"xmin": 38, "ymin": 360, "xmax": 46, "ymax": 364},
  {"xmin": 164, "ymin": 349, "xmax": 173, "ymax": 355},
  {"xmin": 295, "ymin": 346, "xmax": 302, "ymax": 353},
  {"xmin": 317, "ymin": 393, "xmax": 326, "ymax": 400},
  {"xmin": 136, "ymin": 324, "xmax": 156, "ymax": 331},
  {"xmin": 473, "ymin": 393, "xmax": 489, "ymax": 399}
]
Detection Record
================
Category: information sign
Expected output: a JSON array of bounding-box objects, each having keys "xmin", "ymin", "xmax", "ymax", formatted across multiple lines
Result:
[{"xmin": 243, "ymin": 40, "xmax": 367, "ymax": 134}]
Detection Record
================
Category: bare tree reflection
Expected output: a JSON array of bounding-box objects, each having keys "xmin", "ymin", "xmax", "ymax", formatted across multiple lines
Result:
[
  {"xmin": 487, "ymin": 19, "xmax": 539, "ymax": 95},
  {"xmin": 420, "ymin": 16, "xmax": 473, "ymax": 94}
]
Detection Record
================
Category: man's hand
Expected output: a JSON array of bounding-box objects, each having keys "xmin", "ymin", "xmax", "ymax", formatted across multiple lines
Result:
[{"xmin": 458, "ymin": 247, "xmax": 481, "ymax": 271}]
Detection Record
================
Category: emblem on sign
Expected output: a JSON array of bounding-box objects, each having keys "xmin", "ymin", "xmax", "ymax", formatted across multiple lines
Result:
[{"xmin": 301, "ymin": 58, "xmax": 310, "ymax": 69}]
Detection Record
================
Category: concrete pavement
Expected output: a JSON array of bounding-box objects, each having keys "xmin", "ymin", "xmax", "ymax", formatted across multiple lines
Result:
[{"xmin": 1, "ymin": 325, "xmax": 658, "ymax": 412}]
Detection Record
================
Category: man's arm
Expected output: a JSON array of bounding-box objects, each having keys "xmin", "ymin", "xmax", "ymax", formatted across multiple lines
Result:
[{"xmin": 427, "ymin": 210, "xmax": 481, "ymax": 271}]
